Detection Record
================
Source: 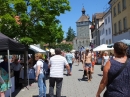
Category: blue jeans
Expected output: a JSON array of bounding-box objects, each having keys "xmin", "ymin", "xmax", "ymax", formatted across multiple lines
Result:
[
  {"xmin": 38, "ymin": 73, "xmax": 46, "ymax": 97},
  {"xmin": 69, "ymin": 63, "xmax": 72, "ymax": 72}
]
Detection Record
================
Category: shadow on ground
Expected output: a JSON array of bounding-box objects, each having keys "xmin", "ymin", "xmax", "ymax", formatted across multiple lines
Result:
[
  {"xmin": 78, "ymin": 78, "xmax": 88, "ymax": 82},
  {"xmin": 12, "ymin": 79, "xmax": 36, "ymax": 97},
  {"xmin": 32, "ymin": 94, "xmax": 66, "ymax": 97},
  {"xmin": 98, "ymin": 74, "xmax": 103, "ymax": 76},
  {"xmin": 75, "ymin": 65, "xmax": 79, "ymax": 66},
  {"xmin": 78, "ymin": 69, "xmax": 83, "ymax": 71},
  {"xmin": 63, "ymin": 73, "xmax": 68, "ymax": 76}
]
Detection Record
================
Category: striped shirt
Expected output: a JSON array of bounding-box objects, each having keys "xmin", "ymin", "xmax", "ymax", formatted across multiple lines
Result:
[{"xmin": 49, "ymin": 55, "xmax": 68, "ymax": 78}]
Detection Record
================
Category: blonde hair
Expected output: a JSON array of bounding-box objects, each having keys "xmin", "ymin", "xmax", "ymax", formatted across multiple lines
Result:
[
  {"xmin": 104, "ymin": 51, "xmax": 108, "ymax": 55},
  {"xmin": 35, "ymin": 53, "xmax": 44, "ymax": 59}
]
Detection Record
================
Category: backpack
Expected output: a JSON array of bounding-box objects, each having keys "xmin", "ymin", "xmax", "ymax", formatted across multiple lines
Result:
[{"xmin": 39, "ymin": 59, "xmax": 48, "ymax": 74}]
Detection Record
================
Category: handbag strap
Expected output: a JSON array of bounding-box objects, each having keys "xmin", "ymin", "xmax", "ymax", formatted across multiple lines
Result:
[{"xmin": 108, "ymin": 58, "xmax": 129, "ymax": 86}]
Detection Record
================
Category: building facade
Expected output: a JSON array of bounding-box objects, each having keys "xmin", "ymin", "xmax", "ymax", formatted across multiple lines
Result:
[
  {"xmin": 103, "ymin": 10, "xmax": 113, "ymax": 44},
  {"xmin": 73, "ymin": 7, "xmax": 92, "ymax": 51},
  {"xmin": 90, "ymin": 13, "xmax": 105, "ymax": 47},
  {"xmin": 99, "ymin": 23, "xmax": 105, "ymax": 45},
  {"xmin": 109, "ymin": 0, "xmax": 130, "ymax": 42}
]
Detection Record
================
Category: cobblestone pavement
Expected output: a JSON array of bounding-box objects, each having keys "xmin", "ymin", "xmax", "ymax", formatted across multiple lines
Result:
[{"xmin": 12, "ymin": 62, "xmax": 105, "ymax": 97}]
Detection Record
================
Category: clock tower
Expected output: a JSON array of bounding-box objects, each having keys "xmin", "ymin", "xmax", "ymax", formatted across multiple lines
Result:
[{"xmin": 73, "ymin": 7, "xmax": 92, "ymax": 51}]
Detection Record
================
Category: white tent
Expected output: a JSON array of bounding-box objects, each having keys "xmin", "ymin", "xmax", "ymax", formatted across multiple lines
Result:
[
  {"xmin": 93, "ymin": 44, "xmax": 114, "ymax": 51},
  {"xmin": 71, "ymin": 49, "xmax": 76, "ymax": 53},
  {"xmin": 30, "ymin": 45, "xmax": 46, "ymax": 53}
]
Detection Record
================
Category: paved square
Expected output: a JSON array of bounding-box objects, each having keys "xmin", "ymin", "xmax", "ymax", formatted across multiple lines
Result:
[{"xmin": 12, "ymin": 62, "xmax": 105, "ymax": 97}]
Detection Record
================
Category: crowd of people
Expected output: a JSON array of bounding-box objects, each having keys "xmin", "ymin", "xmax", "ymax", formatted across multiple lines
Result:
[{"xmin": 0, "ymin": 42, "xmax": 130, "ymax": 97}]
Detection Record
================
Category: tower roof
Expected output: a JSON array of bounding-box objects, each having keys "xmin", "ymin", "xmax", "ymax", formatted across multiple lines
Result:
[{"xmin": 76, "ymin": 7, "xmax": 89, "ymax": 22}]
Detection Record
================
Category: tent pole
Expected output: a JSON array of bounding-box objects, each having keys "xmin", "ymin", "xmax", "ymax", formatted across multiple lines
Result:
[
  {"xmin": 7, "ymin": 50, "xmax": 12, "ymax": 97},
  {"xmin": 26, "ymin": 51, "xmax": 29, "ymax": 88}
]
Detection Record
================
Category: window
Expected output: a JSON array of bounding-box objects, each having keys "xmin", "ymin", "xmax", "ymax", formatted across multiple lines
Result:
[
  {"xmin": 102, "ymin": 28, "xmax": 104, "ymax": 35},
  {"xmin": 122, "ymin": 0, "xmax": 126, "ymax": 10},
  {"xmin": 108, "ymin": 16, "xmax": 110, "ymax": 23},
  {"xmin": 109, "ymin": 28, "xmax": 111, "ymax": 34},
  {"xmin": 102, "ymin": 38, "xmax": 104, "ymax": 44},
  {"xmin": 106, "ymin": 30, "xmax": 108, "ymax": 35},
  {"xmin": 105, "ymin": 19, "xmax": 107, "ymax": 25},
  {"xmin": 113, "ymin": 6, "xmax": 116, "ymax": 17},
  {"xmin": 106, "ymin": 40, "xmax": 108, "ymax": 44},
  {"xmin": 123, "ymin": 17, "xmax": 127, "ymax": 29},
  {"xmin": 118, "ymin": 2, "xmax": 121, "ymax": 13},
  {"xmin": 109, "ymin": 39, "xmax": 112, "ymax": 44},
  {"xmin": 118, "ymin": 20, "xmax": 122, "ymax": 32},
  {"xmin": 100, "ymin": 31, "xmax": 102, "ymax": 36},
  {"xmin": 114, "ymin": 23, "xmax": 117, "ymax": 34}
]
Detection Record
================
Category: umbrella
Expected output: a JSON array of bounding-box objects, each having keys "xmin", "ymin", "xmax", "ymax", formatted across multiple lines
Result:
[
  {"xmin": 120, "ymin": 39, "xmax": 130, "ymax": 45},
  {"xmin": 93, "ymin": 44, "xmax": 113, "ymax": 51},
  {"xmin": 107, "ymin": 39, "xmax": 130, "ymax": 48}
]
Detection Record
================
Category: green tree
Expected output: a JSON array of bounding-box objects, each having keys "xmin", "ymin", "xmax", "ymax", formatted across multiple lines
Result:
[
  {"xmin": 0, "ymin": 0, "xmax": 71, "ymax": 45},
  {"xmin": 54, "ymin": 43, "xmax": 73, "ymax": 51},
  {"xmin": 0, "ymin": 0, "xmax": 71, "ymax": 82},
  {"xmin": 66, "ymin": 26, "xmax": 75, "ymax": 41}
]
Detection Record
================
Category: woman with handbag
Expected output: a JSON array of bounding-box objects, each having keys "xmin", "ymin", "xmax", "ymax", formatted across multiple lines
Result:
[
  {"xmin": 96, "ymin": 42, "xmax": 130, "ymax": 97},
  {"xmin": 0, "ymin": 67, "xmax": 10, "ymax": 97}
]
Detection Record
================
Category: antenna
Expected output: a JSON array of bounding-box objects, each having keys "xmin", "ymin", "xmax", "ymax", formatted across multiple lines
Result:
[{"xmin": 82, "ymin": 3, "xmax": 84, "ymax": 7}]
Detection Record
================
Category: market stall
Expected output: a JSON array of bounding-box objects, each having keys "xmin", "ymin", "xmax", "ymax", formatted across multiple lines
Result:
[{"xmin": 0, "ymin": 32, "xmax": 25, "ymax": 97}]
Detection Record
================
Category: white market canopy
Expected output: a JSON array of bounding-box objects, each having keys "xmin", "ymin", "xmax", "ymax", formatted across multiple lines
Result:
[
  {"xmin": 93, "ymin": 44, "xmax": 114, "ymax": 51},
  {"xmin": 30, "ymin": 45, "xmax": 46, "ymax": 53},
  {"xmin": 71, "ymin": 49, "xmax": 76, "ymax": 53}
]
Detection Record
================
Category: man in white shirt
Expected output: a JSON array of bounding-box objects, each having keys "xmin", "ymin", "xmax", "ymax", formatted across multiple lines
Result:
[
  {"xmin": 49, "ymin": 48, "xmax": 70, "ymax": 97},
  {"xmin": 11, "ymin": 58, "xmax": 22, "ymax": 88}
]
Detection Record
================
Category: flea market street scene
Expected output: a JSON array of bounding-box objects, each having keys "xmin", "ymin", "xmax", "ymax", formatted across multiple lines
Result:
[{"xmin": 0, "ymin": 0, "xmax": 130, "ymax": 97}]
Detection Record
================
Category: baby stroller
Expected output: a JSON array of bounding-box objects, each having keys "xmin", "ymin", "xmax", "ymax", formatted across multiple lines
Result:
[{"xmin": 82, "ymin": 69, "xmax": 92, "ymax": 80}]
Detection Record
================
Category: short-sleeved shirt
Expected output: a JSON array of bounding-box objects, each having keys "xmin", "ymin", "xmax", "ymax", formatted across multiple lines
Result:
[
  {"xmin": 11, "ymin": 63, "xmax": 22, "ymax": 71},
  {"xmin": 49, "ymin": 55, "xmax": 68, "ymax": 78},
  {"xmin": 66, "ymin": 53, "xmax": 74, "ymax": 64},
  {"xmin": 34, "ymin": 60, "xmax": 44, "ymax": 74},
  {"xmin": 103, "ymin": 56, "xmax": 109, "ymax": 66}
]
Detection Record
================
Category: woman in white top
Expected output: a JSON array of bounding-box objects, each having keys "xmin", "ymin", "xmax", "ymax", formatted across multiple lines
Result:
[
  {"xmin": 34, "ymin": 53, "xmax": 46, "ymax": 97},
  {"xmin": 102, "ymin": 51, "xmax": 109, "ymax": 71}
]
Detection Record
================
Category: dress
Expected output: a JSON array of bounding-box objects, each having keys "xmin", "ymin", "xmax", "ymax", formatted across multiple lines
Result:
[
  {"xmin": 104, "ymin": 59, "xmax": 130, "ymax": 97},
  {"xmin": 0, "ymin": 67, "xmax": 10, "ymax": 92}
]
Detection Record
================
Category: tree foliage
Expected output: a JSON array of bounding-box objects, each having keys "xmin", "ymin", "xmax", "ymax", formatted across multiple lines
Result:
[
  {"xmin": 0, "ymin": 0, "xmax": 71, "ymax": 45},
  {"xmin": 66, "ymin": 26, "xmax": 75, "ymax": 41},
  {"xmin": 54, "ymin": 43, "xmax": 73, "ymax": 51}
]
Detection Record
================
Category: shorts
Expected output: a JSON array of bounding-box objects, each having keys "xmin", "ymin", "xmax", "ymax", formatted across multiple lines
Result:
[{"xmin": 85, "ymin": 63, "xmax": 92, "ymax": 68}]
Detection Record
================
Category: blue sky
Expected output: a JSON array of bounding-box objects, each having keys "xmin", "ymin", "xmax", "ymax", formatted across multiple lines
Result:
[{"xmin": 57, "ymin": 0, "xmax": 110, "ymax": 38}]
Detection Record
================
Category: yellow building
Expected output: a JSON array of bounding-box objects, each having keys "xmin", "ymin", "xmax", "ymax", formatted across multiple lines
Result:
[{"xmin": 109, "ymin": 0, "xmax": 130, "ymax": 42}]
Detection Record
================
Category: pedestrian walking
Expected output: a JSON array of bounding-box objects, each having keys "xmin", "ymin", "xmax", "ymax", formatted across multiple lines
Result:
[
  {"xmin": 96, "ymin": 42, "xmax": 130, "ymax": 97},
  {"xmin": 101, "ymin": 51, "xmax": 109, "ymax": 71},
  {"xmin": 83, "ymin": 49, "xmax": 92, "ymax": 82},
  {"xmin": 34, "ymin": 53, "xmax": 46, "ymax": 97},
  {"xmin": 65, "ymin": 50, "xmax": 74, "ymax": 76},
  {"xmin": 48, "ymin": 48, "xmax": 70, "ymax": 97}
]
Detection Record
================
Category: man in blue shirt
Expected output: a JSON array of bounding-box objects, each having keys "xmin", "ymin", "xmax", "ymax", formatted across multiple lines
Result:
[{"xmin": 66, "ymin": 50, "xmax": 74, "ymax": 76}]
